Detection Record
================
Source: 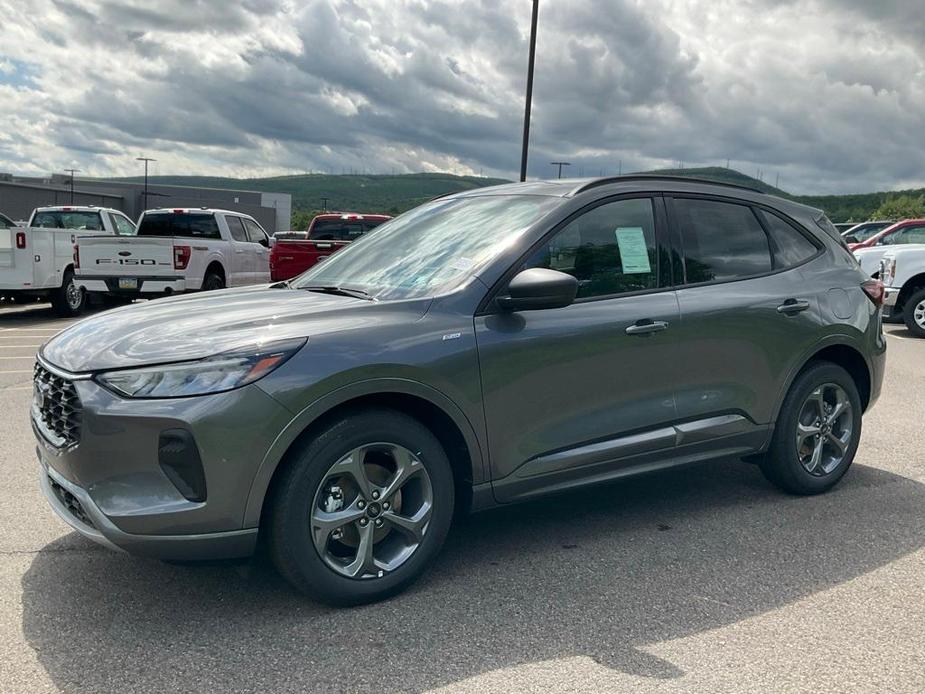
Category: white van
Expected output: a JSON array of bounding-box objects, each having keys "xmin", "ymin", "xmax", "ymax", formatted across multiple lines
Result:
[{"xmin": 0, "ymin": 206, "xmax": 136, "ymax": 315}]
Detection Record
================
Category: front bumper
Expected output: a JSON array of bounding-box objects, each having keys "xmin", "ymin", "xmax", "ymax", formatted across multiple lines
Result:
[
  {"xmin": 32, "ymin": 358, "xmax": 294, "ymax": 559},
  {"xmin": 77, "ymin": 276, "xmax": 188, "ymax": 295},
  {"xmin": 39, "ymin": 460, "xmax": 257, "ymax": 559}
]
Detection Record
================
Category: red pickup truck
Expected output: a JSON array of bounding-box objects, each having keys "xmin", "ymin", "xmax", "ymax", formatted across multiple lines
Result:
[{"xmin": 269, "ymin": 213, "xmax": 391, "ymax": 281}]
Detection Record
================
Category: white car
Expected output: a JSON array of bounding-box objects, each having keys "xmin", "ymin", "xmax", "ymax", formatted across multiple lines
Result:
[
  {"xmin": 881, "ymin": 245, "xmax": 925, "ymax": 337},
  {"xmin": 75, "ymin": 208, "xmax": 271, "ymax": 299},
  {"xmin": 0, "ymin": 205, "xmax": 136, "ymax": 315}
]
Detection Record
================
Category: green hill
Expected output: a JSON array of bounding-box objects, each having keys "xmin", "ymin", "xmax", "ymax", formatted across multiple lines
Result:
[
  {"xmin": 107, "ymin": 168, "xmax": 925, "ymax": 223},
  {"xmin": 110, "ymin": 172, "xmax": 508, "ymax": 217}
]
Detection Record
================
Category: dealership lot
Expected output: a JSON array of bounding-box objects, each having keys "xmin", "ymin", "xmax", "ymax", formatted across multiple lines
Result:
[{"xmin": 0, "ymin": 301, "xmax": 923, "ymax": 693}]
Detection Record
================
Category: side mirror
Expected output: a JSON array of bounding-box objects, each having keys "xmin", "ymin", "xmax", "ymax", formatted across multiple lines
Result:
[
  {"xmin": 496, "ymin": 268, "xmax": 578, "ymax": 312},
  {"xmin": 258, "ymin": 235, "xmax": 270, "ymax": 248},
  {"xmin": 844, "ymin": 235, "xmax": 858, "ymax": 244}
]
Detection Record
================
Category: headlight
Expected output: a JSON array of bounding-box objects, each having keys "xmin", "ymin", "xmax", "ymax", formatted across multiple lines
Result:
[{"xmin": 96, "ymin": 338, "xmax": 306, "ymax": 398}]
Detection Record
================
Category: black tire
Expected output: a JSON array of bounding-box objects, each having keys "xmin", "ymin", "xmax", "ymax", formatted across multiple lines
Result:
[
  {"xmin": 760, "ymin": 361, "xmax": 862, "ymax": 495},
  {"xmin": 902, "ymin": 287, "xmax": 925, "ymax": 338},
  {"xmin": 201, "ymin": 271, "xmax": 225, "ymax": 291},
  {"xmin": 268, "ymin": 408, "xmax": 455, "ymax": 605},
  {"xmin": 50, "ymin": 270, "xmax": 86, "ymax": 317}
]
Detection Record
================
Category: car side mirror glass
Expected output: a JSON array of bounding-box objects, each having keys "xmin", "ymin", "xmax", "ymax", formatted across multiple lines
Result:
[
  {"xmin": 496, "ymin": 268, "xmax": 578, "ymax": 312},
  {"xmin": 258, "ymin": 236, "xmax": 269, "ymax": 248},
  {"xmin": 845, "ymin": 235, "xmax": 858, "ymax": 244}
]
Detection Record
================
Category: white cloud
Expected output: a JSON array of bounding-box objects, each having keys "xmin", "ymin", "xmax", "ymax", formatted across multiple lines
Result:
[{"xmin": 0, "ymin": 0, "xmax": 922, "ymax": 193}]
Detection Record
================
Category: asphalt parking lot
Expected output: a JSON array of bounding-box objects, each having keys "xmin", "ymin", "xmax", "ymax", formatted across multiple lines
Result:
[{"xmin": 0, "ymin": 301, "xmax": 923, "ymax": 694}]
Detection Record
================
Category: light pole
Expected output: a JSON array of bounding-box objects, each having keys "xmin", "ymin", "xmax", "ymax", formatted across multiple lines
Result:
[
  {"xmin": 550, "ymin": 161, "xmax": 571, "ymax": 179},
  {"xmin": 321, "ymin": 197, "xmax": 329, "ymax": 212},
  {"xmin": 136, "ymin": 157, "xmax": 156, "ymax": 212},
  {"xmin": 519, "ymin": 0, "xmax": 539, "ymax": 182},
  {"xmin": 64, "ymin": 169, "xmax": 80, "ymax": 204}
]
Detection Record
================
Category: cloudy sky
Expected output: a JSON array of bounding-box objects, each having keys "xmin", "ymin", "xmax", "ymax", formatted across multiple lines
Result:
[{"xmin": 0, "ymin": 0, "xmax": 922, "ymax": 194}]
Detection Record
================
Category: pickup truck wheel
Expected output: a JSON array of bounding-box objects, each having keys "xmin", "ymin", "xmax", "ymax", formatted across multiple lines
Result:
[
  {"xmin": 760, "ymin": 362, "xmax": 861, "ymax": 495},
  {"xmin": 51, "ymin": 271, "xmax": 86, "ymax": 317},
  {"xmin": 902, "ymin": 288, "xmax": 925, "ymax": 338},
  {"xmin": 268, "ymin": 409, "xmax": 455, "ymax": 605},
  {"xmin": 202, "ymin": 272, "xmax": 225, "ymax": 291}
]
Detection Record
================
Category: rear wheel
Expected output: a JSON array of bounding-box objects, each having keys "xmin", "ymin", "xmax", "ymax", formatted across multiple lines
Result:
[
  {"xmin": 51, "ymin": 270, "xmax": 86, "ymax": 317},
  {"xmin": 202, "ymin": 271, "xmax": 225, "ymax": 291},
  {"xmin": 902, "ymin": 288, "xmax": 925, "ymax": 338},
  {"xmin": 761, "ymin": 362, "xmax": 862, "ymax": 495},
  {"xmin": 269, "ymin": 409, "xmax": 454, "ymax": 605}
]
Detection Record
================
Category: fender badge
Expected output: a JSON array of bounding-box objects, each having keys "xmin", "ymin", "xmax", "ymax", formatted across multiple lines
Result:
[{"xmin": 442, "ymin": 332, "xmax": 462, "ymax": 341}]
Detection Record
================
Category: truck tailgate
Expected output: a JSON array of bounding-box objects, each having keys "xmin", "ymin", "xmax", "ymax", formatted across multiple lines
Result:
[
  {"xmin": 77, "ymin": 236, "xmax": 175, "ymax": 278},
  {"xmin": 271, "ymin": 239, "xmax": 349, "ymax": 280}
]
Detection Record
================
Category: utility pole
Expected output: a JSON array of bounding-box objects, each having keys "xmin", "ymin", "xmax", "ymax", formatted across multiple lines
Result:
[
  {"xmin": 519, "ymin": 0, "xmax": 540, "ymax": 182},
  {"xmin": 618, "ymin": 160, "xmax": 622, "ymax": 175},
  {"xmin": 550, "ymin": 161, "xmax": 571, "ymax": 179},
  {"xmin": 64, "ymin": 169, "xmax": 80, "ymax": 204},
  {"xmin": 321, "ymin": 197, "xmax": 329, "ymax": 212},
  {"xmin": 135, "ymin": 157, "xmax": 156, "ymax": 212}
]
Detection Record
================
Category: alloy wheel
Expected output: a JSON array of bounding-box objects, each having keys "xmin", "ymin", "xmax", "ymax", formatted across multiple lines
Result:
[
  {"xmin": 795, "ymin": 383, "xmax": 853, "ymax": 476},
  {"xmin": 311, "ymin": 443, "xmax": 433, "ymax": 579}
]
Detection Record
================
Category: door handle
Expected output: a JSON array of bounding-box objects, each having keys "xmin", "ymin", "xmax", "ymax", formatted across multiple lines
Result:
[
  {"xmin": 777, "ymin": 298, "xmax": 810, "ymax": 314},
  {"xmin": 625, "ymin": 319, "xmax": 669, "ymax": 336}
]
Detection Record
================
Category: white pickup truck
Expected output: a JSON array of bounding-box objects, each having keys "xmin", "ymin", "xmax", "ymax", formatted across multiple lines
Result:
[
  {"xmin": 0, "ymin": 205, "xmax": 136, "ymax": 315},
  {"xmin": 881, "ymin": 245, "xmax": 925, "ymax": 337},
  {"xmin": 76, "ymin": 208, "xmax": 271, "ymax": 299}
]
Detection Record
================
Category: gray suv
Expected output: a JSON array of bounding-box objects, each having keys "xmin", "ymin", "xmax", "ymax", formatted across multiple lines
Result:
[{"xmin": 33, "ymin": 176, "xmax": 886, "ymax": 604}]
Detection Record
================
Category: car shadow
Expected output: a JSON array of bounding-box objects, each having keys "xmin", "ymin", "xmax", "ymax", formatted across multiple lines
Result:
[{"xmin": 21, "ymin": 460, "xmax": 925, "ymax": 692}]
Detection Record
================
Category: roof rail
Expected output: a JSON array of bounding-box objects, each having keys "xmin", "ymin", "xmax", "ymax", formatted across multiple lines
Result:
[{"xmin": 570, "ymin": 174, "xmax": 766, "ymax": 196}]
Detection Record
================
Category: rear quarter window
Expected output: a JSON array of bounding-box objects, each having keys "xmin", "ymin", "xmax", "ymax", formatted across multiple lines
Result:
[
  {"xmin": 757, "ymin": 209, "xmax": 820, "ymax": 267},
  {"xmin": 138, "ymin": 213, "xmax": 221, "ymax": 239}
]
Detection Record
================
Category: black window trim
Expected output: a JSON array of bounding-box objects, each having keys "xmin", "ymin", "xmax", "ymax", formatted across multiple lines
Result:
[
  {"xmin": 665, "ymin": 193, "xmax": 825, "ymax": 290},
  {"xmin": 476, "ymin": 193, "xmax": 674, "ymax": 315}
]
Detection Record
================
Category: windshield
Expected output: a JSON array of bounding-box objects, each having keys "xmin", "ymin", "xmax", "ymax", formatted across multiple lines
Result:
[
  {"xmin": 290, "ymin": 195, "xmax": 559, "ymax": 300},
  {"xmin": 849, "ymin": 223, "xmax": 890, "ymax": 242},
  {"xmin": 31, "ymin": 210, "xmax": 103, "ymax": 230}
]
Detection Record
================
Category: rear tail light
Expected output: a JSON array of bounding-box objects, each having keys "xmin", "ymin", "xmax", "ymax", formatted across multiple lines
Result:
[
  {"xmin": 15, "ymin": 231, "xmax": 26, "ymax": 249},
  {"xmin": 861, "ymin": 278, "xmax": 885, "ymax": 307},
  {"xmin": 73, "ymin": 244, "xmax": 80, "ymax": 269},
  {"xmin": 174, "ymin": 245, "xmax": 191, "ymax": 270}
]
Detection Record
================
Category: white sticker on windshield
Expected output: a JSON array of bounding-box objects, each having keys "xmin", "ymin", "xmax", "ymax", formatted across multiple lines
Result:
[
  {"xmin": 448, "ymin": 257, "xmax": 474, "ymax": 271},
  {"xmin": 615, "ymin": 227, "xmax": 651, "ymax": 274}
]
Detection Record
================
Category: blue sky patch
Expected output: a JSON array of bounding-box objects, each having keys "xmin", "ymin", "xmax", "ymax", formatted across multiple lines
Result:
[{"xmin": 0, "ymin": 56, "xmax": 39, "ymax": 87}]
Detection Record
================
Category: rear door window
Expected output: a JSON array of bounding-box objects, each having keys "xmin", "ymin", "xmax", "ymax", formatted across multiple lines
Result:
[
  {"xmin": 757, "ymin": 209, "xmax": 819, "ymax": 267},
  {"xmin": 888, "ymin": 225, "xmax": 925, "ymax": 245},
  {"xmin": 226, "ymin": 216, "xmax": 249, "ymax": 242},
  {"xmin": 137, "ymin": 213, "xmax": 221, "ymax": 239},
  {"xmin": 673, "ymin": 198, "xmax": 772, "ymax": 283}
]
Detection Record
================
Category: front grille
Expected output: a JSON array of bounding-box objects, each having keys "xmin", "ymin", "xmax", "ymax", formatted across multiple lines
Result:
[
  {"xmin": 47, "ymin": 476, "xmax": 94, "ymax": 528},
  {"xmin": 33, "ymin": 362, "xmax": 82, "ymax": 448}
]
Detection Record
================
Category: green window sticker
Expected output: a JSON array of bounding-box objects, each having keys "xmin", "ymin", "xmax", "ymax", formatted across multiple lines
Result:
[{"xmin": 615, "ymin": 227, "xmax": 651, "ymax": 274}]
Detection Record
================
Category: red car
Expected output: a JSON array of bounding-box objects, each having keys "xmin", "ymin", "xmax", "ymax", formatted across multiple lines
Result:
[
  {"xmin": 270, "ymin": 213, "xmax": 391, "ymax": 281},
  {"xmin": 847, "ymin": 218, "xmax": 925, "ymax": 251}
]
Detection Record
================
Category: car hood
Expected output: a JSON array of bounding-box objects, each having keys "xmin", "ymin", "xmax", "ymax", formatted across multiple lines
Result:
[{"xmin": 42, "ymin": 285, "xmax": 428, "ymax": 373}]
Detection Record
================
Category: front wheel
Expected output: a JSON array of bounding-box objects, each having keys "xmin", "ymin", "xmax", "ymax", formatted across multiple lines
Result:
[
  {"xmin": 268, "ymin": 409, "xmax": 455, "ymax": 605},
  {"xmin": 902, "ymin": 287, "xmax": 925, "ymax": 338},
  {"xmin": 760, "ymin": 362, "xmax": 862, "ymax": 495},
  {"xmin": 51, "ymin": 270, "xmax": 86, "ymax": 317}
]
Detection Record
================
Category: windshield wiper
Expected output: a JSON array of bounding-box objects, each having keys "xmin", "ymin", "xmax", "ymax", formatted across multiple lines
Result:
[{"xmin": 300, "ymin": 285, "xmax": 375, "ymax": 301}]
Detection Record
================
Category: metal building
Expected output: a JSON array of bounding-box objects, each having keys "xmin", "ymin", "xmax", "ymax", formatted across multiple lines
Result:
[{"xmin": 0, "ymin": 174, "xmax": 292, "ymax": 234}]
